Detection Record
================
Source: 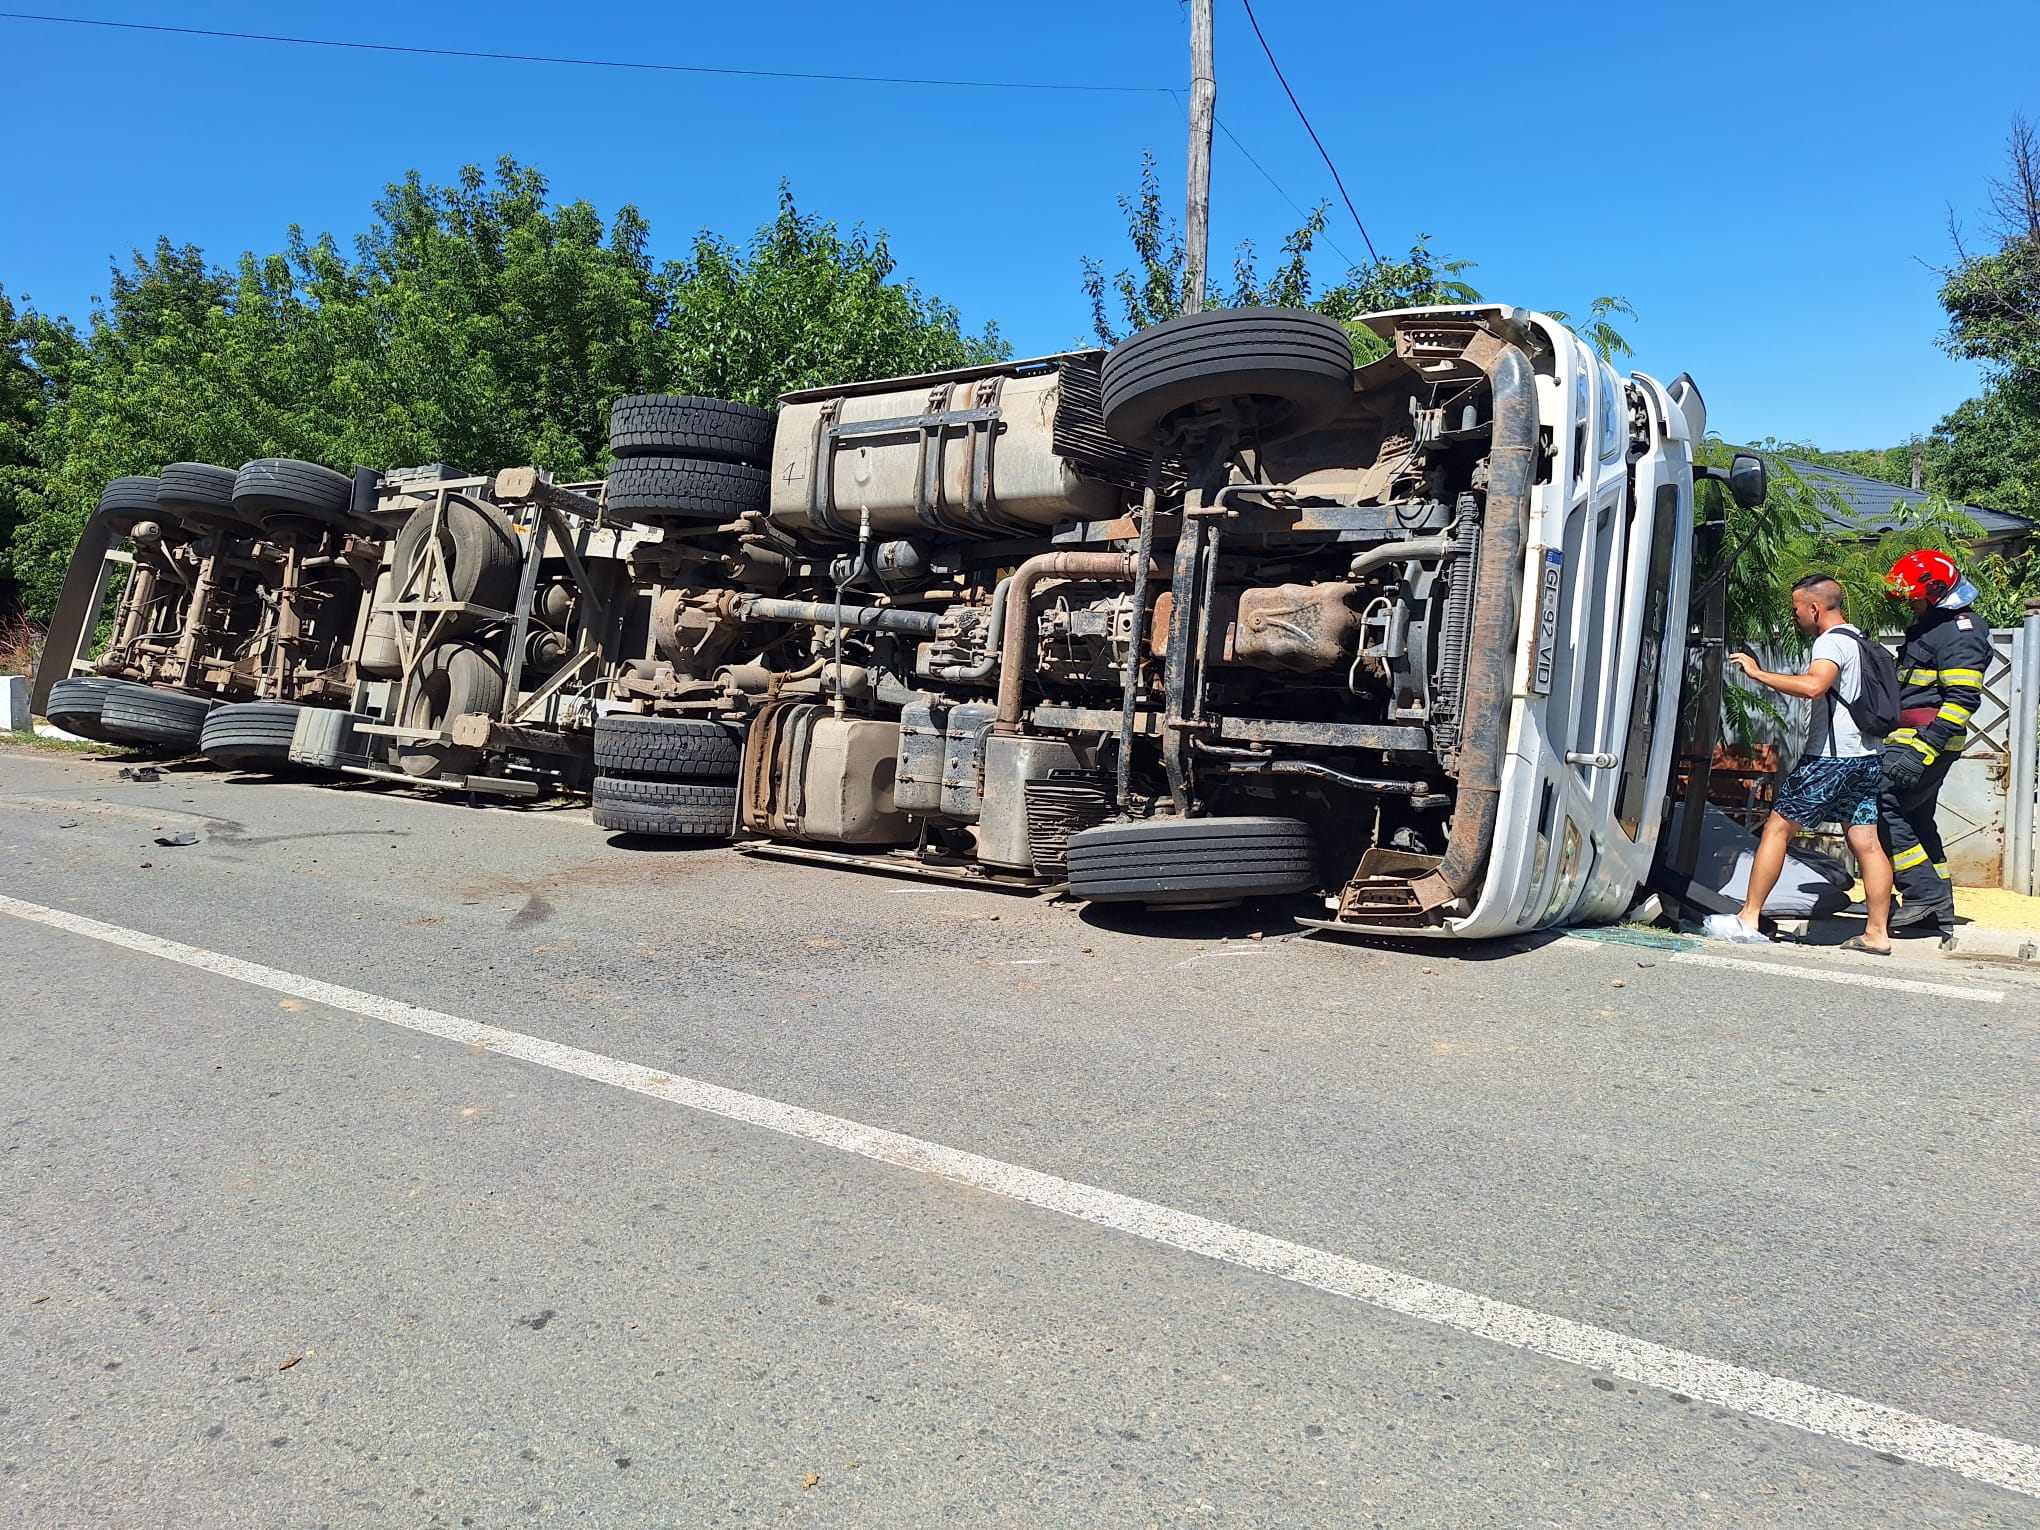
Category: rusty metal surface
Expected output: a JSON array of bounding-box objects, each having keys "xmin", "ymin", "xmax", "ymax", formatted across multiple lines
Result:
[
  {"xmin": 731, "ymin": 838, "xmax": 1052, "ymax": 892},
  {"xmin": 1335, "ymin": 337, "xmax": 1536, "ymax": 925},
  {"xmin": 994, "ymin": 552, "xmax": 1164, "ymax": 733},
  {"xmin": 491, "ymin": 465, "xmax": 603, "ymax": 521},
  {"xmin": 1033, "ymin": 703, "xmax": 1164, "ymax": 736},
  {"xmin": 1223, "ymin": 582, "xmax": 1360, "ymax": 671},
  {"xmin": 1215, "ymin": 716, "xmax": 1428, "ymax": 751}
]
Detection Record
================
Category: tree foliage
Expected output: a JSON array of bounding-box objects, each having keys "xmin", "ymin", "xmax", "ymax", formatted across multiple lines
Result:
[
  {"xmin": 0, "ymin": 285, "xmax": 52, "ymax": 617},
  {"xmin": 1778, "ymin": 442, "xmax": 1923, "ymax": 489},
  {"xmin": 664, "ymin": 187, "xmax": 1005, "ymax": 406},
  {"xmin": 1695, "ymin": 436, "xmax": 2013, "ymax": 651},
  {"xmin": 1080, "ymin": 151, "xmax": 1630, "ymax": 363},
  {"xmin": 2, "ymin": 159, "xmax": 1005, "ymax": 620},
  {"xmin": 1929, "ymin": 114, "xmax": 2040, "ymax": 517}
]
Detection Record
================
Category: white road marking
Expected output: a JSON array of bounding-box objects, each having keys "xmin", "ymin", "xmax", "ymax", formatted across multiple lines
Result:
[
  {"xmin": 1564, "ymin": 935, "xmax": 2006, "ymax": 1004},
  {"xmin": 3, "ymin": 890, "xmax": 2036, "ymax": 1501},
  {"xmin": 1669, "ymin": 949, "xmax": 2003, "ymax": 1004}
]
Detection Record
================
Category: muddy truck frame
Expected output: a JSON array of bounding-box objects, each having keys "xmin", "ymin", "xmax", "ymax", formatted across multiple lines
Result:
[{"xmin": 34, "ymin": 304, "xmax": 1763, "ymax": 940}]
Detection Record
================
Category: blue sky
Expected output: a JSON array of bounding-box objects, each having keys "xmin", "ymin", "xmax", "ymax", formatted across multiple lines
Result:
[{"xmin": 1, "ymin": 1, "xmax": 2034, "ymax": 450}]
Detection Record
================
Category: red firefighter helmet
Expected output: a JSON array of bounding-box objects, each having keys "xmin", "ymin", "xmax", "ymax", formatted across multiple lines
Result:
[{"xmin": 1888, "ymin": 549, "xmax": 1959, "ymax": 603}]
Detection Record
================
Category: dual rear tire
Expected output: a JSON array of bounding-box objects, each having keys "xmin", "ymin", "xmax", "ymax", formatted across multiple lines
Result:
[
  {"xmin": 589, "ymin": 713, "xmax": 741, "ymax": 839},
  {"xmin": 603, "ymin": 396, "xmax": 774, "ymax": 524},
  {"xmin": 92, "ymin": 682, "xmax": 215, "ymax": 752},
  {"xmin": 44, "ymin": 676, "xmax": 129, "ymax": 743}
]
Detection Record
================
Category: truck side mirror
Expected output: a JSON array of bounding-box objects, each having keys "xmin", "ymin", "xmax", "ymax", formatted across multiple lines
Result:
[{"xmin": 1727, "ymin": 453, "xmax": 1768, "ymax": 509}]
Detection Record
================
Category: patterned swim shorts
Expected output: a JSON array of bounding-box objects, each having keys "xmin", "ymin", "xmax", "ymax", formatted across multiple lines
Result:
[{"xmin": 1772, "ymin": 754, "xmax": 1883, "ymax": 828}]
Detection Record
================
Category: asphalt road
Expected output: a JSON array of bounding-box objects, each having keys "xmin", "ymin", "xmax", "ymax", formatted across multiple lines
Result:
[{"xmin": 3, "ymin": 745, "xmax": 2036, "ymax": 1527}]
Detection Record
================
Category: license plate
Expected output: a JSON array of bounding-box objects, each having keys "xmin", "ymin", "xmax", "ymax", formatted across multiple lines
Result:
[{"xmin": 1530, "ymin": 548, "xmax": 1563, "ymax": 695}]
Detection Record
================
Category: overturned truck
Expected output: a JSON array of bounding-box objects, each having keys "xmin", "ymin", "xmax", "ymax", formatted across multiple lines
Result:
[{"xmin": 37, "ymin": 304, "xmax": 1747, "ymax": 938}]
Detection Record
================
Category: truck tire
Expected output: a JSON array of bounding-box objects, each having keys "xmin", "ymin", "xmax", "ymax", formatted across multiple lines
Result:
[
  {"xmin": 1064, "ymin": 815, "xmax": 1317, "ymax": 906},
  {"xmin": 591, "ymin": 714, "xmax": 743, "ymax": 780},
  {"xmin": 608, "ymin": 396, "xmax": 776, "ymax": 466},
  {"xmin": 233, "ymin": 457, "xmax": 356, "ymax": 536},
  {"xmin": 390, "ymin": 495, "xmax": 521, "ymax": 633},
  {"xmin": 1099, "ymin": 307, "xmax": 1355, "ymax": 448},
  {"xmin": 603, "ymin": 455, "xmax": 768, "ymax": 524},
  {"xmin": 97, "ymin": 682, "xmax": 215, "ymax": 752},
  {"xmin": 590, "ymin": 776, "xmax": 737, "ymax": 838},
  {"xmin": 97, "ymin": 476, "xmax": 168, "ymax": 537},
  {"xmin": 156, "ymin": 463, "xmax": 244, "ymax": 535},
  {"xmin": 394, "ymin": 640, "xmax": 507, "ymax": 779},
  {"xmin": 199, "ymin": 701, "xmax": 304, "ymax": 770},
  {"xmin": 44, "ymin": 676, "xmax": 125, "ymax": 741}
]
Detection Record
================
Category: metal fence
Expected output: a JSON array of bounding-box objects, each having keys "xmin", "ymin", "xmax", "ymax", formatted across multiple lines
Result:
[{"xmin": 2000, "ymin": 616, "xmax": 2040, "ymax": 894}]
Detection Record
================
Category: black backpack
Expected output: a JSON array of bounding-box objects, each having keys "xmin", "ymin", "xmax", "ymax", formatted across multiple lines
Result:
[{"xmin": 1830, "ymin": 626, "xmax": 1902, "ymax": 744}]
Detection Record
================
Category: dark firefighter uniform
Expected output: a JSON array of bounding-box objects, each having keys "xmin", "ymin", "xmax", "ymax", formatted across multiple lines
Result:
[{"xmin": 1880, "ymin": 603, "xmax": 1991, "ymax": 919}]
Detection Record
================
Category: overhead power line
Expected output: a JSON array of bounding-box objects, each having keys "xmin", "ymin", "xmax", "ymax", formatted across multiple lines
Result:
[
  {"xmin": 1165, "ymin": 89, "xmax": 1361, "ymax": 272},
  {"xmin": 1237, "ymin": 0, "xmax": 1382, "ymax": 265},
  {"xmin": 0, "ymin": 11, "xmax": 1173, "ymax": 95},
  {"xmin": 1215, "ymin": 115, "xmax": 1361, "ymax": 271}
]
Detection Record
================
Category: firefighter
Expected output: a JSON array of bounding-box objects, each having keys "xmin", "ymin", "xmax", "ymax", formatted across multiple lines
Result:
[{"xmin": 1881, "ymin": 550, "xmax": 1992, "ymax": 930}]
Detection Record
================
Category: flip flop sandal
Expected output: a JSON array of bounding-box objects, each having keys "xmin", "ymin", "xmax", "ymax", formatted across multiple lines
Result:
[{"xmin": 1839, "ymin": 935, "xmax": 1892, "ymax": 956}]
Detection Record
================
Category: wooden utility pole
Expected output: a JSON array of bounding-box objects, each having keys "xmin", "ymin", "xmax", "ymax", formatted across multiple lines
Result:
[{"xmin": 1183, "ymin": 0, "xmax": 1215, "ymax": 314}]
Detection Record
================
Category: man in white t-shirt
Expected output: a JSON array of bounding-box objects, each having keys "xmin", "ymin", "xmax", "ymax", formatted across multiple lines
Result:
[{"xmin": 1705, "ymin": 574, "xmax": 1894, "ymax": 951}]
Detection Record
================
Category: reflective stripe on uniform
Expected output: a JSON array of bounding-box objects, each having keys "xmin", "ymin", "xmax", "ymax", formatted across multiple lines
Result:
[
  {"xmin": 1884, "ymin": 725, "xmax": 1968, "ymax": 755},
  {"xmin": 1936, "ymin": 703, "xmax": 1974, "ymax": 724},
  {"xmin": 1934, "ymin": 861, "xmax": 1953, "ymax": 881},
  {"xmin": 1893, "ymin": 845, "xmax": 1931, "ymax": 871}
]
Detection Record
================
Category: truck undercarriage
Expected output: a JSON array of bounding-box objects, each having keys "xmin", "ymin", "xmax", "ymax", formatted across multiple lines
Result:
[{"xmin": 33, "ymin": 304, "xmax": 1718, "ymax": 939}]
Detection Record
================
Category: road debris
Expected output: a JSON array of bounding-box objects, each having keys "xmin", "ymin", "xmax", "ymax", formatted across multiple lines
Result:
[
  {"xmin": 153, "ymin": 830, "xmax": 201, "ymax": 847},
  {"xmin": 117, "ymin": 766, "xmax": 161, "ymax": 783}
]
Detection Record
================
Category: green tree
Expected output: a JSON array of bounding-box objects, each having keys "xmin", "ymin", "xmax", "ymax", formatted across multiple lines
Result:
[
  {"xmin": 1930, "ymin": 114, "xmax": 2040, "ymax": 515},
  {"xmin": 662, "ymin": 185, "xmax": 1007, "ymax": 405},
  {"xmin": 1931, "ymin": 378, "xmax": 2040, "ymax": 518},
  {"xmin": 1776, "ymin": 442, "xmax": 1925, "ymax": 490},
  {"xmin": 1080, "ymin": 153, "xmax": 1628, "ymax": 362},
  {"xmin": 0, "ymin": 285, "xmax": 52, "ymax": 619},
  {"xmin": 4, "ymin": 160, "xmax": 1003, "ymax": 619},
  {"xmin": 1691, "ymin": 442, "xmax": 1995, "ymax": 739},
  {"xmin": 1697, "ymin": 440, "xmax": 1991, "ymax": 647}
]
